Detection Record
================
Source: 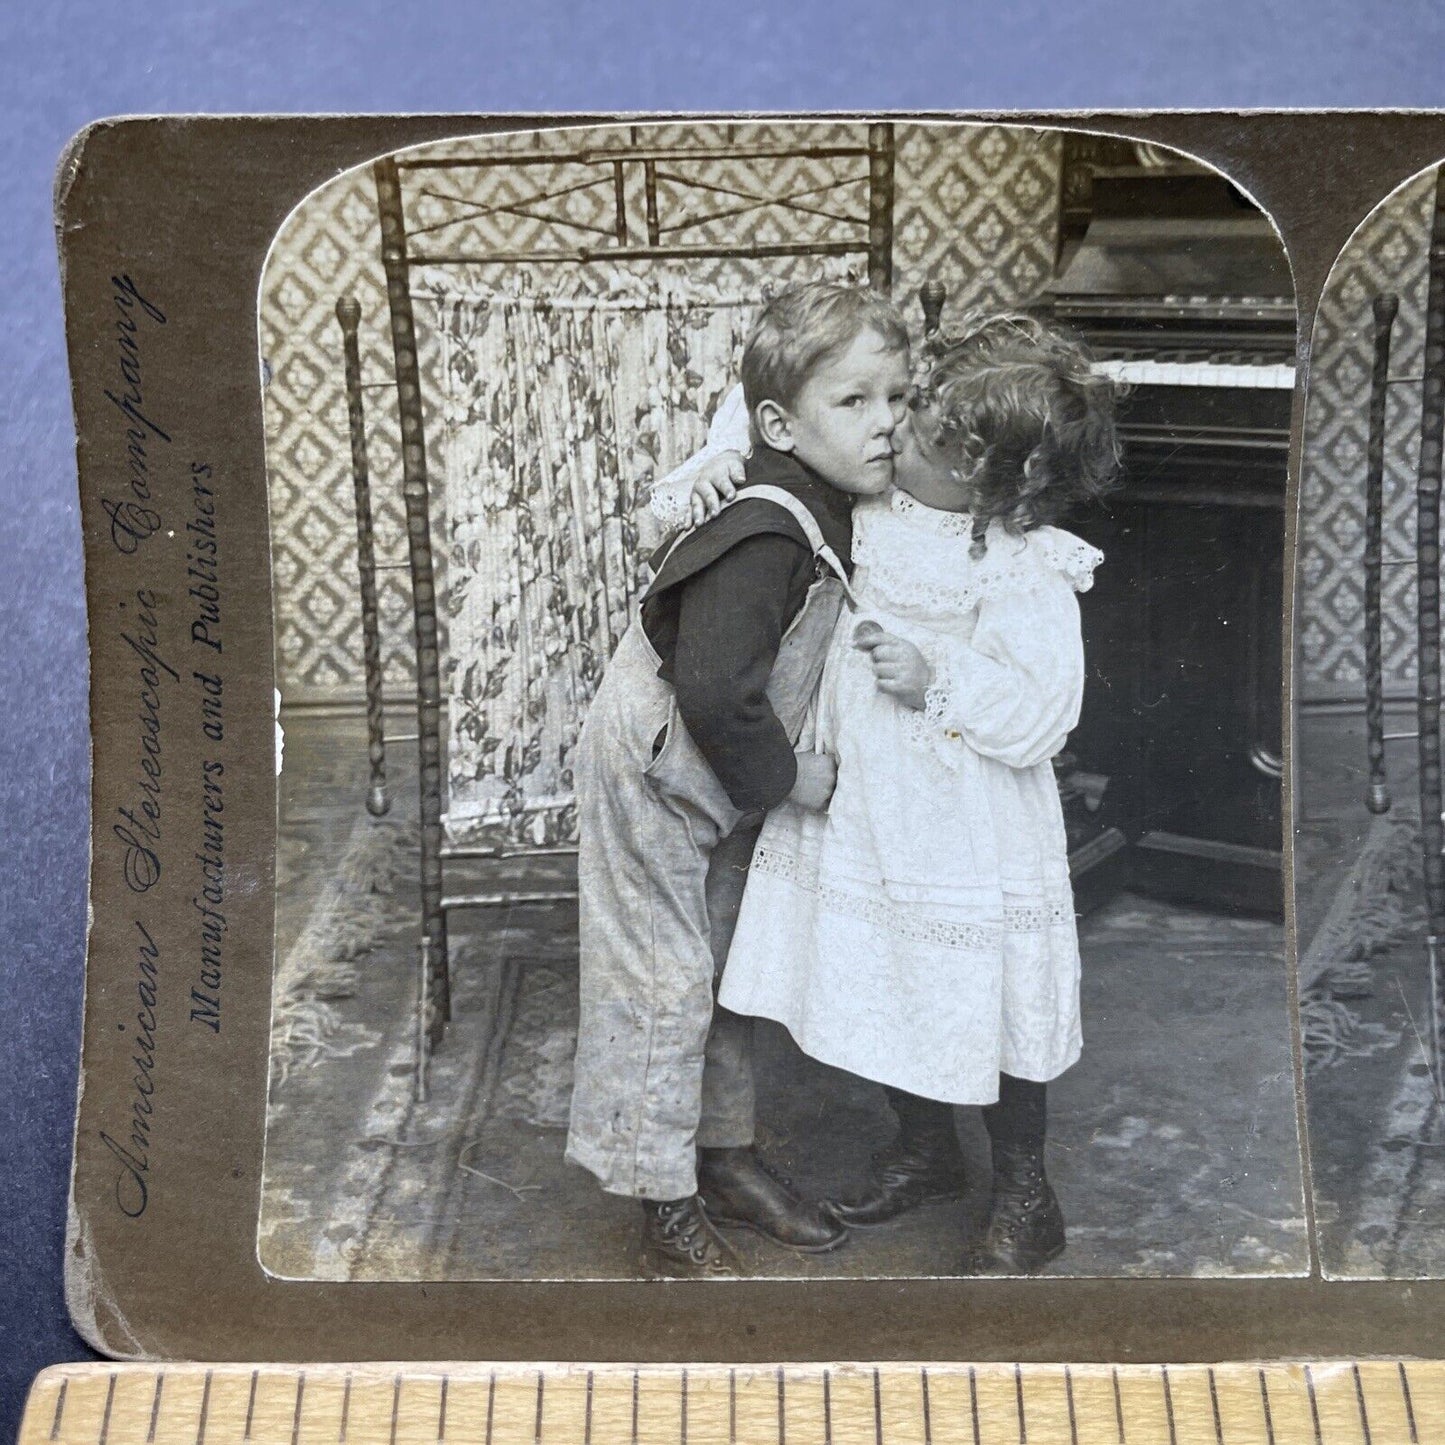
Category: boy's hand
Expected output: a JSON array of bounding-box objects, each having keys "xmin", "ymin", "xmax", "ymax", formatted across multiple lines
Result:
[
  {"xmin": 854, "ymin": 624, "xmax": 933, "ymax": 712},
  {"xmin": 788, "ymin": 751, "xmax": 838, "ymax": 811},
  {"xmin": 690, "ymin": 451, "xmax": 745, "ymax": 526}
]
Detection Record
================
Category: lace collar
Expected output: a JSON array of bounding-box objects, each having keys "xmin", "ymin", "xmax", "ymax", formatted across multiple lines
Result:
[
  {"xmin": 858, "ymin": 493, "xmax": 1104, "ymax": 615},
  {"xmin": 888, "ymin": 486, "xmax": 975, "ymax": 537}
]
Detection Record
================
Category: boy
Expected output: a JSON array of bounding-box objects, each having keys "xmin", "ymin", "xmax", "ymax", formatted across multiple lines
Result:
[{"xmin": 566, "ymin": 281, "xmax": 911, "ymax": 1278}]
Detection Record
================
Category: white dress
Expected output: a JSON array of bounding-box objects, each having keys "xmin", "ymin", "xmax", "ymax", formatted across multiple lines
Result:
[{"xmin": 716, "ymin": 487, "xmax": 1103, "ymax": 1105}]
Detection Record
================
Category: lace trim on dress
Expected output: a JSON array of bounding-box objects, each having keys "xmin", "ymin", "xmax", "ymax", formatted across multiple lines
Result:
[
  {"xmin": 751, "ymin": 845, "xmax": 1074, "ymax": 944},
  {"xmin": 856, "ymin": 492, "xmax": 1104, "ymax": 617},
  {"xmin": 752, "ymin": 845, "xmax": 998, "ymax": 951},
  {"xmin": 1028, "ymin": 528, "xmax": 1105, "ymax": 593},
  {"xmin": 647, "ymin": 385, "xmax": 752, "ymax": 534},
  {"xmin": 889, "ymin": 487, "xmax": 976, "ymax": 536},
  {"xmin": 901, "ymin": 654, "xmax": 963, "ymax": 766},
  {"xmin": 1003, "ymin": 899, "xmax": 1076, "ymax": 929},
  {"xmin": 648, "ymin": 476, "xmax": 696, "ymax": 534}
]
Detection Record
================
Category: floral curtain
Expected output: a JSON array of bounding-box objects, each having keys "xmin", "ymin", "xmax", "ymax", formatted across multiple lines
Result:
[{"xmin": 434, "ymin": 276, "xmax": 762, "ymax": 848}]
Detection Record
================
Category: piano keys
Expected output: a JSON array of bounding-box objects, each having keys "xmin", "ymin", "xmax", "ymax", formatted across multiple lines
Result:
[{"xmin": 1092, "ymin": 356, "xmax": 1295, "ymax": 390}]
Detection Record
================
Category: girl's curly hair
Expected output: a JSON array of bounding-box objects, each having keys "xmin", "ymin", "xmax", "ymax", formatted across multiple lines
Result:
[{"xmin": 916, "ymin": 312, "xmax": 1123, "ymax": 542}]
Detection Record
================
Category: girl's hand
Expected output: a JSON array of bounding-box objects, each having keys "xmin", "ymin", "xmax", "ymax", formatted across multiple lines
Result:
[
  {"xmin": 690, "ymin": 450, "xmax": 745, "ymax": 526},
  {"xmin": 788, "ymin": 751, "xmax": 838, "ymax": 811},
  {"xmin": 855, "ymin": 625, "xmax": 933, "ymax": 711}
]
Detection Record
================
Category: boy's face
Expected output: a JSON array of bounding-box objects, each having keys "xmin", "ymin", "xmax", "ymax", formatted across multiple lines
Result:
[{"xmin": 777, "ymin": 329, "xmax": 910, "ymax": 496}]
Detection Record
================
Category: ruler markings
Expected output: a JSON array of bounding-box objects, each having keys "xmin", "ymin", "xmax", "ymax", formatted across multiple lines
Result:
[
  {"xmin": 1354, "ymin": 1363, "xmax": 1374, "ymax": 1445},
  {"xmin": 1398, "ymin": 1362, "xmax": 1419, "ymax": 1445},
  {"xmin": 30, "ymin": 1362, "xmax": 1445, "ymax": 1444},
  {"xmin": 1258, "ymin": 1368, "xmax": 1277, "ymax": 1445},
  {"xmin": 98, "ymin": 1373, "xmax": 117, "ymax": 1445},
  {"xmin": 1207, "ymin": 1367, "xmax": 1224, "ymax": 1445},
  {"xmin": 146, "ymin": 1376, "xmax": 163, "ymax": 1445},
  {"xmin": 1349, "ymin": 1365, "xmax": 1401, "ymax": 1445},
  {"xmin": 1304, "ymin": 1366, "xmax": 1322, "ymax": 1445},
  {"xmin": 291, "ymin": 1374, "xmax": 305, "ymax": 1445},
  {"xmin": 194, "ymin": 1372, "xmax": 211, "ymax": 1445},
  {"xmin": 1270, "ymin": 1365, "xmax": 1318, "ymax": 1445},
  {"xmin": 48, "ymin": 1379, "xmax": 69, "ymax": 1444},
  {"xmin": 1409, "ymin": 1361, "xmax": 1445, "ymax": 1445},
  {"xmin": 49, "ymin": 1380, "xmax": 67, "ymax": 1443}
]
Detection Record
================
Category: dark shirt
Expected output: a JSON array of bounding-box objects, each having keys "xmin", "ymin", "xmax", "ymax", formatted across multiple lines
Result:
[{"xmin": 641, "ymin": 446, "xmax": 854, "ymax": 812}]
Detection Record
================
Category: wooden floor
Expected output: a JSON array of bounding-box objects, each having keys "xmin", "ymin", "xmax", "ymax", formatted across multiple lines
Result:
[{"xmin": 260, "ymin": 711, "xmax": 1307, "ymax": 1283}]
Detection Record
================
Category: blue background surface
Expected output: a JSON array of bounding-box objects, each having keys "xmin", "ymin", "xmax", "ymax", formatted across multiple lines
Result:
[{"xmin": 3, "ymin": 0, "xmax": 1443, "ymax": 1430}]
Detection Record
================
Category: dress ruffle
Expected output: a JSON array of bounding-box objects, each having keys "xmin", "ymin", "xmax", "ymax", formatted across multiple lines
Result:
[{"xmin": 856, "ymin": 489, "xmax": 1102, "ymax": 621}]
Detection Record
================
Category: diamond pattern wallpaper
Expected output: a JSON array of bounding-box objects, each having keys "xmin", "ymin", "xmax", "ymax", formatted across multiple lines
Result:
[
  {"xmin": 260, "ymin": 120, "xmax": 1064, "ymax": 704},
  {"xmin": 1298, "ymin": 167, "xmax": 1438, "ymax": 702}
]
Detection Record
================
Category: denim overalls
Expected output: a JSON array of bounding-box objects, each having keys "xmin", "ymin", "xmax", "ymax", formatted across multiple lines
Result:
[{"xmin": 566, "ymin": 486, "xmax": 856, "ymax": 1200}]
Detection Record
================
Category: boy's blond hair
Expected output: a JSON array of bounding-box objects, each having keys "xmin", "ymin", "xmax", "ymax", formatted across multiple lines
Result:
[{"xmin": 741, "ymin": 281, "xmax": 909, "ymax": 417}]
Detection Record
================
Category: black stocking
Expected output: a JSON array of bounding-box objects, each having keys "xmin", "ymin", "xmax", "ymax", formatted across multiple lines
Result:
[
  {"xmin": 885, "ymin": 1085, "xmax": 956, "ymax": 1138},
  {"xmin": 981, "ymin": 1074, "xmax": 1047, "ymax": 1151}
]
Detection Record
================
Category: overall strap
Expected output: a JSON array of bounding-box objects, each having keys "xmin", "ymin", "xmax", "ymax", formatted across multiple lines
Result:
[{"xmin": 722, "ymin": 484, "xmax": 858, "ymax": 607}]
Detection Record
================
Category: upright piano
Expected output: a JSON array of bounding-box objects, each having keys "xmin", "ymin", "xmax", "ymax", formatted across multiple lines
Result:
[{"xmin": 1047, "ymin": 156, "xmax": 1293, "ymax": 919}]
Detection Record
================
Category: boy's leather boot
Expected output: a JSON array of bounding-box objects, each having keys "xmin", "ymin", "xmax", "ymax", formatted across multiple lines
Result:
[
  {"xmin": 822, "ymin": 1088, "xmax": 967, "ymax": 1227},
  {"xmin": 698, "ymin": 1146, "xmax": 847, "ymax": 1252},
  {"xmin": 966, "ymin": 1142, "xmax": 1066, "ymax": 1274},
  {"xmin": 639, "ymin": 1195, "xmax": 745, "ymax": 1279}
]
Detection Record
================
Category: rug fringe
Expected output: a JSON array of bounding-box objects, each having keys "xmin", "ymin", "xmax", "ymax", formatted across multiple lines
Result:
[
  {"xmin": 1301, "ymin": 811, "xmax": 1421, "ymax": 1071},
  {"xmin": 270, "ymin": 814, "xmax": 418, "ymax": 1090}
]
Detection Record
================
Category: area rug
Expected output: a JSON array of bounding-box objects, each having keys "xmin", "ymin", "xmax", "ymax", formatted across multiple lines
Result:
[
  {"xmin": 264, "ymin": 850, "xmax": 1307, "ymax": 1280},
  {"xmin": 268, "ymin": 812, "xmax": 417, "ymax": 1091},
  {"xmin": 1298, "ymin": 807, "xmax": 1445, "ymax": 1274},
  {"xmin": 1299, "ymin": 810, "xmax": 1420, "ymax": 1071}
]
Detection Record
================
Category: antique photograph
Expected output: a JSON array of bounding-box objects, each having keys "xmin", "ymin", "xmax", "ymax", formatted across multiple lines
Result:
[
  {"xmin": 1296, "ymin": 158, "xmax": 1445, "ymax": 1278},
  {"xmin": 256, "ymin": 118, "xmax": 1304, "ymax": 1283}
]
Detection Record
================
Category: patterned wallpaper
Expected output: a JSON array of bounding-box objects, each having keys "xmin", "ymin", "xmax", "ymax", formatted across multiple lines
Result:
[
  {"xmin": 1298, "ymin": 168, "xmax": 1438, "ymax": 703},
  {"xmin": 261, "ymin": 120, "xmax": 1063, "ymax": 704}
]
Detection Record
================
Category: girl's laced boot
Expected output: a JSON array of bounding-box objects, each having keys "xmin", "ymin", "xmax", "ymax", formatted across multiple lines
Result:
[
  {"xmin": 823, "ymin": 1088, "xmax": 967, "ymax": 1227},
  {"xmin": 967, "ymin": 1142, "xmax": 1065, "ymax": 1274}
]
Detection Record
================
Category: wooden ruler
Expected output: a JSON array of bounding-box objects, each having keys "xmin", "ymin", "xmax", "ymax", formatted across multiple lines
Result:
[{"xmin": 17, "ymin": 1362, "xmax": 1445, "ymax": 1444}]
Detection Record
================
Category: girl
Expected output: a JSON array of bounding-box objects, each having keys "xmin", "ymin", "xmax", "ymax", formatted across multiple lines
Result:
[{"xmin": 654, "ymin": 314, "xmax": 1119, "ymax": 1273}]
